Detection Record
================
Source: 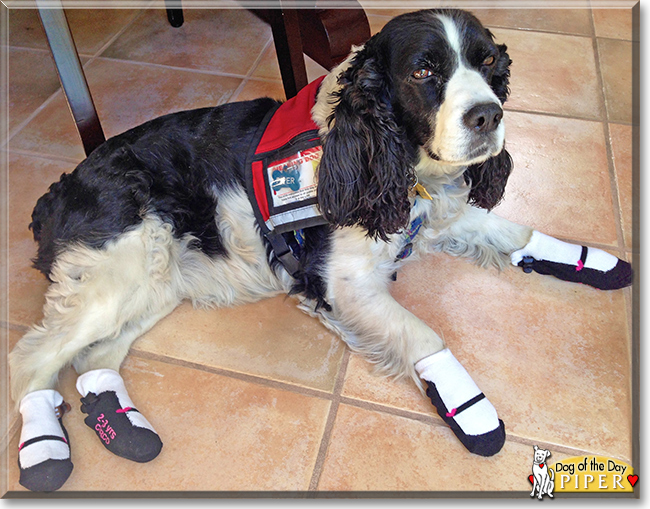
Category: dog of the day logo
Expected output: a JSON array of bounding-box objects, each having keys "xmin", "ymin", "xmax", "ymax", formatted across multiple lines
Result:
[{"xmin": 527, "ymin": 448, "xmax": 636, "ymax": 497}]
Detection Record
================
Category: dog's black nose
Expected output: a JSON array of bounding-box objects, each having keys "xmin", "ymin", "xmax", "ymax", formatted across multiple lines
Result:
[{"xmin": 463, "ymin": 103, "xmax": 503, "ymax": 133}]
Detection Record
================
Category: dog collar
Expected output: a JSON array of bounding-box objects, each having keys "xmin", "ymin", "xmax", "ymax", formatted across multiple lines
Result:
[{"xmin": 410, "ymin": 181, "xmax": 433, "ymax": 200}]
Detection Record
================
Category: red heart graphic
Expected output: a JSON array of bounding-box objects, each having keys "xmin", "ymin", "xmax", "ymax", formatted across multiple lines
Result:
[
  {"xmin": 628, "ymin": 474, "xmax": 638, "ymax": 487},
  {"xmin": 528, "ymin": 475, "xmax": 534, "ymax": 484}
]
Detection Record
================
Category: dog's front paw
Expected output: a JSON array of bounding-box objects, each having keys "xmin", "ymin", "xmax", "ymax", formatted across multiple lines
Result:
[
  {"xmin": 416, "ymin": 349, "xmax": 506, "ymax": 457},
  {"xmin": 512, "ymin": 231, "xmax": 633, "ymax": 290}
]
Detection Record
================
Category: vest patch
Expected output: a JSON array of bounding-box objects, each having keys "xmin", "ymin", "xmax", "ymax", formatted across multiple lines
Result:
[
  {"xmin": 245, "ymin": 76, "xmax": 328, "ymax": 276},
  {"xmin": 268, "ymin": 146, "xmax": 322, "ymax": 208}
]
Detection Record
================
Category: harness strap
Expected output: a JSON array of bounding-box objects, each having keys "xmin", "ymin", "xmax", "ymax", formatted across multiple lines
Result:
[{"xmin": 267, "ymin": 233, "xmax": 301, "ymax": 277}]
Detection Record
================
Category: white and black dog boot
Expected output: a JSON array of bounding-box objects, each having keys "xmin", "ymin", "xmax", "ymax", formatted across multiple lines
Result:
[
  {"xmin": 76, "ymin": 369, "xmax": 162, "ymax": 462},
  {"xmin": 512, "ymin": 230, "xmax": 633, "ymax": 290},
  {"xmin": 18, "ymin": 389, "xmax": 73, "ymax": 491},
  {"xmin": 416, "ymin": 349, "xmax": 506, "ymax": 457}
]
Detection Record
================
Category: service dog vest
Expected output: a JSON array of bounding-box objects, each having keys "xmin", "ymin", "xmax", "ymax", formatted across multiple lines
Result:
[
  {"xmin": 244, "ymin": 75, "xmax": 429, "ymax": 278},
  {"xmin": 245, "ymin": 76, "xmax": 328, "ymax": 277}
]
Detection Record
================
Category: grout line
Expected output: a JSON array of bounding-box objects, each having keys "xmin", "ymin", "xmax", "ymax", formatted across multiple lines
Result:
[
  {"xmin": 588, "ymin": 12, "xmax": 629, "ymax": 256},
  {"xmin": 3, "ymin": 147, "xmax": 82, "ymax": 165},
  {"xmin": 484, "ymin": 24, "xmax": 595, "ymax": 39},
  {"xmin": 129, "ymin": 348, "xmax": 336, "ymax": 402},
  {"xmin": 88, "ymin": 9, "xmax": 146, "ymax": 61},
  {"xmin": 503, "ymin": 105, "xmax": 604, "ymax": 124},
  {"xmin": 0, "ymin": 322, "xmax": 28, "ymax": 333},
  {"xmin": 506, "ymin": 433, "xmax": 632, "ymax": 466},
  {"xmin": 1, "ymin": 415, "xmax": 20, "ymax": 451},
  {"xmin": 340, "ymin": 395, "xmax": 439, "ymax": 427},
  {"xmin": 307, "ymin": 348, "xmax": 350, "ymax": 492},
  {"xmin": 228, "ymin": 36, "xmax": 275, "ymax": 104},
  {"xmin": 3, "ymin": 88, "xmax": 63, "ymax": 149},
  {"xmin": 85, "ymin": 54, "xmax": 252, "ymax": 81}
]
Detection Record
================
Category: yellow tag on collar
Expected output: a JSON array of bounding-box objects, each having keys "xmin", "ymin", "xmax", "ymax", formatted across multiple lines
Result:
[{"xmin": 414, "ymin": 182, "xmax": 433, "ymax": 200}]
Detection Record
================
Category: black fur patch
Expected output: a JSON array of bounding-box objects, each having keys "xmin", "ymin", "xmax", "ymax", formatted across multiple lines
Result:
[{"xmin": 30, "ymin": 99, "xmax": 278, "ymax": 277}]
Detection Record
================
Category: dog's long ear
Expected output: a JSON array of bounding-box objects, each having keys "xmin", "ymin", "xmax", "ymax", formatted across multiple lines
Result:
[
  {"xmin": 317, "ymin": 43, "xmax": 416, "ymax": 241},
  {"xmin": 489, "ymin": 40, "xmax": 512, "ymax": 104},
  {"xmin": 464, "ymin": 147, "xmax": 513, "ymax": 210}
]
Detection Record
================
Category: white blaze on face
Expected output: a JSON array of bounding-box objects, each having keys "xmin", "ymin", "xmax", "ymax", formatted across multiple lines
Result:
[{"xmin": 428, "ymin": 15, "xmax": 505, "ymax": 165}]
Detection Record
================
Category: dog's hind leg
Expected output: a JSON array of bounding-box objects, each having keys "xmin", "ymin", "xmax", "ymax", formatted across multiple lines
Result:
[
  {"xmin": 70, "ymin": 307, "xmax": 178, "ymax": 466},
  {"xmin": 9, "ymin": 216, "xmax": 181, "ymax": 491}
]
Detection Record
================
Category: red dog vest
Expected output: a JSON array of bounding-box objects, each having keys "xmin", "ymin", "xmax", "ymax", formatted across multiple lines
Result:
[{"xmin": 245, "ymin": 76, "xmax": 328, "ymax": 276}]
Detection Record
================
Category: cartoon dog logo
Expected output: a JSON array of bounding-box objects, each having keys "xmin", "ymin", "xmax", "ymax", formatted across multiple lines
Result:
[
  {"xmin": 530, "ymin": 445, "xmax": 555, "ymax": 499},
  {"xmin": 271, "ymin": 165, "xmax": 301, "ymax": 193}
]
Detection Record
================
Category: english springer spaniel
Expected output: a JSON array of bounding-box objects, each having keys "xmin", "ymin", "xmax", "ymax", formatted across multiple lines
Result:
[{"xmin": 10, "ymin": 9, "xmax": 632, "ymax": 492}]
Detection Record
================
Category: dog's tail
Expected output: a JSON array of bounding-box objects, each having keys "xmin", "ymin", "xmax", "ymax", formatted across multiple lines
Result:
[{"xmin": 549, "ymin": 468, "xmax": 555, "ymax": 480}]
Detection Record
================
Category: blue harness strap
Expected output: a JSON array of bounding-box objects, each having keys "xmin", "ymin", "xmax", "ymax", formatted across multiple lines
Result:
[{"xmin": 395, "ymin": 215, "xmax": 424, "ymax": 261}]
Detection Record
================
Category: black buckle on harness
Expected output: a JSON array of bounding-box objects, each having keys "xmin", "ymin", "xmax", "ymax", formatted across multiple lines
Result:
[
  {"xmin": 267, "ymin": 233, "xmax": 301, "ymax": 278},
  {"xmin": 521, "ymin": 256, "xmax": 535, "ymax": 273}
]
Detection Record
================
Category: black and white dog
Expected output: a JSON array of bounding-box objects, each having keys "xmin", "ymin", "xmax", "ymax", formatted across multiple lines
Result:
[{"xmin": 10, "ymin": 9, "xmax": 632, "ymax": 491}]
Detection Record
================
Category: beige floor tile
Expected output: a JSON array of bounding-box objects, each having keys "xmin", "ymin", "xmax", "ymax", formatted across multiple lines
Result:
[
  {"xmin": 367, "ymin": 14, "xmax": 390, "ymax": 35},
  {"xmin": 10, "ymin": 58, "xmax": 243, "ymax": 161},
  {"xmin": 250, "ymin": 44, "xmax": 330, "ymax": 83},
  {"xmin": 597, "ymin": 38, "xmax": 634, "ymax": 124},
  {"xmin": 6, "ymin": 356, "xmax": 331, "ymax": 492},
  {"xmin": 474, "ymin": 7, "xmax": 592, "ymax": 35},
  {"xmin": 390, "ymin": 252, "xmax": 632, "ymax": 461},
  {"xmin": 609, "ymin": 123, "xmax": 634, "ymax": 249},
  {"xmin": 8, "ymin": 48, "xmax": 60, "ymax": 134},
  {"xmin": 592, "ymin": 9, "xmax": 635, "ymax": 40},
  {"xmin": 491, "ymin": 28, "xmax": 604, "ymax": 120},
  {"xmin": 369, "ymin": 7, "xmax": 594, "ymax": 38},
  {"xmin": 342, "ymin": 354, "xmax": 433, "ymax": 417},
  {"xmin": 233, "ymin": 79, "xmax": 286, "ymax": 103},
  {"xmin": 8, "ymin": 8, "xmax": 141, "ymax": 56},
  {"xmin": 102, "ymin": 9, "xmax": 271, "ymax": 76},
  {"xmin": 318, "ymin": 403, "xmax": 571, "ymax": 492},
  {"xmin": 495, "ymin": 111, "xmax": 618, "ymax": 246},
  {"xmin": 133, "ymin": 298, "xmax": 346, "ymax": 393},
  {"xmin": 6, "ymin": 154, "xmax": 77, "ymax": 327}
]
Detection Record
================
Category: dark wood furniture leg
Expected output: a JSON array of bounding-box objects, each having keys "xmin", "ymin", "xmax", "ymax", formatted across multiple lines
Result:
[
  {"xmin": 165, "ymin": 0, "xmax": 184, "ymax": 28},
  {"xmin": 264, "ymin": 9, "xmax": 309, "ymax": 99},
  {"xmin": 251, "ymin": 3, "xmax": 371, "ymax": 97},
  {"xmin": 37, "ymin": 2, "xmax": 105, "ymax": 156}
]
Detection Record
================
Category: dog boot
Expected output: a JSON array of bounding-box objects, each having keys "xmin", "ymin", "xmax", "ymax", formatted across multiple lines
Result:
[
  {"xmin": 415, "ymin": 349, "xmax": 505, "ymax": 457},
  {"xmin": 17, "ymin": 389, "xmax": 74, "ymax": 492},
  {"xmin": 511, "ymin": 230, "xmax": 632, "ymax": 290},
  {"xmin": 76, "ymin": 369, "xmax": 162, "ymax": 463}
]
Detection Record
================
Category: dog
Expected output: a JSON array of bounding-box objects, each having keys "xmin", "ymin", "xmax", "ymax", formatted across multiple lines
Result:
[
  {"xmin": 10, "ymin": 9, "xmax": 632, "ymax": 492},
  {"xmin": 531, "ymin": 446, "xmax": 555, "ymax": 499}
]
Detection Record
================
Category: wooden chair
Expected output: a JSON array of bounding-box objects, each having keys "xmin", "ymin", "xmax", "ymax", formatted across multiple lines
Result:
[{"xmin": 36, "ymin": 0, "xmax": 370, "ymax": 156}]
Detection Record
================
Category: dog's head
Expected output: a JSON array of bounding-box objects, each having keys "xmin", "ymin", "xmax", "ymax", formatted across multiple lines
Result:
[
  {"xmin": 317, "ymin": 9, "xmax": 513, "ymax": 240},
  {"xmin": 533, "ymin": 445, "xmax": 551, "ymax": 464}
]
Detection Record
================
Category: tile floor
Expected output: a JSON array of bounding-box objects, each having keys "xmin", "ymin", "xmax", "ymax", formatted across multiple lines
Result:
[{"xmin": 0, "ymin": 1, "xmax": 638, "ymax": 497}]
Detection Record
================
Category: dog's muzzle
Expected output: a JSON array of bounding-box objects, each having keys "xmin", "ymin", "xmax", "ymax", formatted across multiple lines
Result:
[{"xmin": 463, "ymin": 102, "xmax": 503, "ymax": 134}]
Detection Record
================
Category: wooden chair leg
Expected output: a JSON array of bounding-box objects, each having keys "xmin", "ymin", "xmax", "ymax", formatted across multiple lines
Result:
[
  {"xmin": 165, "ymin": 0, "xmax": 184, "ymax": 28},
  {"xmin": 266, "ymin": 9, "xmax": 308, "ymax": 99},
  {"xmin": 37, "ymin": 0, "xmax": 105, "ymax": 156}
]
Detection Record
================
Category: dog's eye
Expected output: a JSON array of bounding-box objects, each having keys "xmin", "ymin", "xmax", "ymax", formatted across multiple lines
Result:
[
  {"xmin": 482, "ymin": 55, "xmax": 496, "ymax": 66},
  {"xmin": 412, "ymin": 68, "xmax": 433, "ymax": 80}
]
